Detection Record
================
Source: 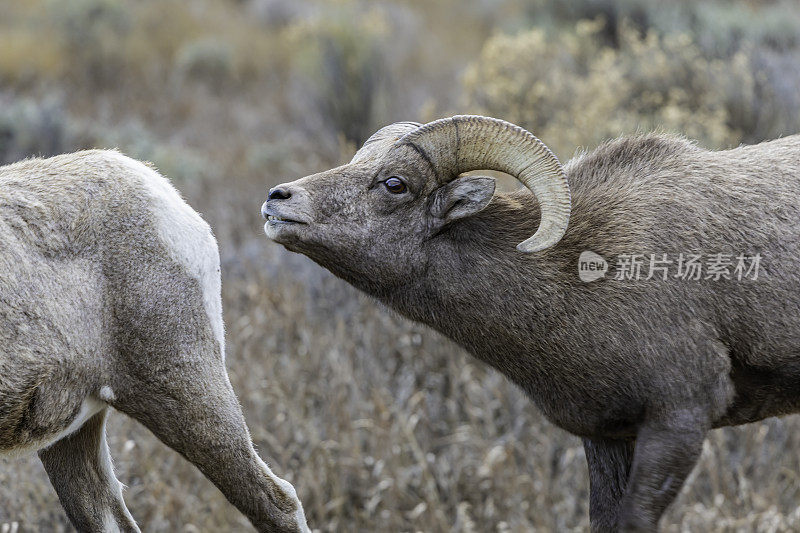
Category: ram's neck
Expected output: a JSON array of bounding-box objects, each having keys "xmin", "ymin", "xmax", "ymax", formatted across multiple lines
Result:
[{"xmin": 383, "ymin": 191, "xmax": 574, "ymax": 388}]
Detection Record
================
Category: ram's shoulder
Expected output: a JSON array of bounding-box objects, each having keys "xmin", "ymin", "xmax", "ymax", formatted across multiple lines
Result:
[
  {"xmin": 564, "ymin": 132, "xmax": 702, "ymax": 192},
  {"xmin": 567, "ymin": 132, "xmax": 700, "ymax": 173}
]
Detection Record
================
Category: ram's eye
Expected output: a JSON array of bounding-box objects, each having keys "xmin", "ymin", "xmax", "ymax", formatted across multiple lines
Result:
[{"xmin": 384, "ymin": 177, "xmax": 407, "ymax": 194}]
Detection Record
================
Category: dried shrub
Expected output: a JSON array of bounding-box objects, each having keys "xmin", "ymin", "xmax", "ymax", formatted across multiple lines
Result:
[
  {"xmin": 0, "ymin": 95, "xmax": 81, "ymax": 165},
  {"xmin": 286, "ymin": 6, "xmax": 395, "ymax": 145},
  {"xmin": 464, "ymin": 19, "xmax": 752, "ymax": 158},
  {"xmin": 47, "ymin": 0, "xmax": 132, "ymax": 88},
  {"xmin": 174, "ymin": 37, "xmax": 236, "ymax": 91}
]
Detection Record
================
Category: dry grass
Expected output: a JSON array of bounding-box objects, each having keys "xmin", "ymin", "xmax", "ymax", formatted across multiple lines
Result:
[{"xmin": 2, "ymin": 0, "xmax": 800, "ymax": 531}]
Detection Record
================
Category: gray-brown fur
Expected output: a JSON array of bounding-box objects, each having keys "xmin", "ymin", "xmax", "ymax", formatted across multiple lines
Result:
[
  {"xmin": 1, "ymin": 150, "xmax": 308, "ymax": 532},
  {"xmin": 263, "ymin": 122, "xmax": 800, "ymax": 531}
]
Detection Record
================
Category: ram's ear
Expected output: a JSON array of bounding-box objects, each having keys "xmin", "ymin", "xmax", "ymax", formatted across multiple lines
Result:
[{"xmin": 430, "ymin": 175, "xmax": 496, "ymax": 226}]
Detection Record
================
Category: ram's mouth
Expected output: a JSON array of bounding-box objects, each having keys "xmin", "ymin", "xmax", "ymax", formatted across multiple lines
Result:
[
  {"xmin": 265, "ymin": 214, "xmax": 304, "ymax": 224},
  {"xmin": 262, "ymin": 204, "xmax": 309, "ymax": 243}
]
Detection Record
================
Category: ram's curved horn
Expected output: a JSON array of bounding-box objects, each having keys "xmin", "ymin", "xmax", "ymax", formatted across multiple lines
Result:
[{"xmin": 397, "ymin": 115, "xmax": 571, "ymax": 253}]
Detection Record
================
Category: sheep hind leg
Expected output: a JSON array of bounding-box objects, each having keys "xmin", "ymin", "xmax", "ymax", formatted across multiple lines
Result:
[
  {"xmin": 112, "ymin": 356, "xmax": 309, "ymax": 533},
  {"xmin": 38, "ymin": 409, "xmax": 140, "ymax": 532},
  {"xmin": 583, "ymin": 437, "xmax": 635, "ymax": 532}
]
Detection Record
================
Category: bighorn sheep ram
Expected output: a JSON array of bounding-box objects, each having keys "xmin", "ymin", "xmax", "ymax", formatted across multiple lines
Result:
[
  {"xmin": 0, "ymin": 150, "xmax": 309, "ymax": 532},
  {"xmin": 262, "ymin": 115, "xmax": 800, "ymax": 531}
]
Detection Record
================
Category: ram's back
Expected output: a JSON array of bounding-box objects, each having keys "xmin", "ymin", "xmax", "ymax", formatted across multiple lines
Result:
[{"xmin": 565, "ymin": 134, "xmax": 800, "ymax": 374}]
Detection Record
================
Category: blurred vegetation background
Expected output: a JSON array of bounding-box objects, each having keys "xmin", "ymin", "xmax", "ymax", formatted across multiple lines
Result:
[{"xmin": 1, "ymin": 0, "xmax": 800, "ymax": 531}]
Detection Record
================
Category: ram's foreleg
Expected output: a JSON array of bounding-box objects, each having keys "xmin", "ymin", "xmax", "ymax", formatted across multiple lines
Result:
[
  {"xmin": 583, "ymin": 437, "xmax": 636, "ymax": 532},
  {"xmin": 617, "ymin": 409, "xmax": 709, "ymax": 531}
]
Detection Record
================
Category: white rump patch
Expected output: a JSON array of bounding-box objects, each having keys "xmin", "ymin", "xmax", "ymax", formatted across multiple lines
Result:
[
  {"xmin": 102, "ymin": 512, "xmax": 122, "ymax": 533},
  {"xmin": 2, "ymin": 398, "xmax": 105, "ymax": 458},
  {"xmin": 99, "ymin": 386, "xmax": 116, "ymax": 403},
  {"xmin": 104, "ymin": 152, "xmax": 225, "ymax": 357},
  {"xmin": 98, "ymin": 415, "xmax": 131, "ymax": 532},
  {"xmin": 56, "ymin": 398, "xmax": 105, "ymax": 442}
]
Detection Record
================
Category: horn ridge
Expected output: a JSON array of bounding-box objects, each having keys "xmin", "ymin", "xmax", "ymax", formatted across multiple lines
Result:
[{"xmin": 397, "ymin": 115, "xmax": 571, "ymax": 253}]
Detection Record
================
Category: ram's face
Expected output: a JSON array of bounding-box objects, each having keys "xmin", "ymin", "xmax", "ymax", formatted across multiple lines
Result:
[
  {"xmin": 262, "ymin": 115, "xmax": 570, "ymax": 290},
  {"xmin": 262, "ymin": 133, "xmax": 496, "ymax": 290}
]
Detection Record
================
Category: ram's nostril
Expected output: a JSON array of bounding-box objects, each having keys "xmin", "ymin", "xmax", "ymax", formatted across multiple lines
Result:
[{"xmin": 268, "ymin": 186, "xmax": 292, "ymax": 201}]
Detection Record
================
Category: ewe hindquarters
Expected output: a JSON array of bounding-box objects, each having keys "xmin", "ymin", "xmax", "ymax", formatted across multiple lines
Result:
[{"xmin": 0, "ymin": 151, "xmax": 308, "ymax": 532}]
